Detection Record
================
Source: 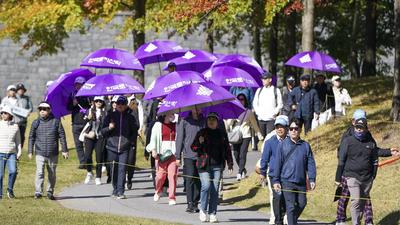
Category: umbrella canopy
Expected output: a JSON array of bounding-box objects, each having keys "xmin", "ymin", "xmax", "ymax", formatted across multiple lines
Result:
[
  {"xmin": 45, "ymin": 68, "xmax": 95, "ymax": 118},
  {"xmin": 80, "ymin": 48, "xmax": 144, "ymax": 71},
  {"xmin": 285, "ymin": 51, "xmax": 341, "ymax": 73},
  {"xmin": 162, "ymin": 50, "xmax": 217, "ymax": 73},
  {"xmin": 212, "ymin": 54, "xmax": 263, "ymax": 85},
  {"xmin": 144, "ymin": 71, "xmax": 206, "ymax": 100},
  {"xmin": 203, "ymin": 66, "xmax": 260, "ymax": 88},
  {"xmin": 134, "ymin": 40, "xmax": 186, "ymax": 65},
  {"xmin": 157, "ymin": 82, "xmax": 235, "ymax": 115},
  {"xmin": 179, "ymin": 99, "xmax": 245, "ymax": 119},
  {"xmin": 76, "ymin": 73, "xmax": 145, "ymax": 97}
]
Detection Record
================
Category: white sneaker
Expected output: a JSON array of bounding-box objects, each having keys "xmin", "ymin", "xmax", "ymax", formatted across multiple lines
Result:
[
  {"xmin": 84, "ymin": 172, "xmax": 93, "ymax": 184},
  {"xmin": 153, "ymin": 193, "xmax": 160, "ymax": 202},
  {"xmin": 209, "ymin": 214, "xmax": 218, "ymax": 223},
  {"xmin": 236, "ymin": 174, "xmax": 241, "ymax": 181},
  {"xmin": 283, "ymin": 215, "xmax": 288, "ymax": 225},
  {"xmin": 199, "ymin": 209, "xmax": 208, "ymax": 222},
  {"xmin": 95, "ymin": 178, "xmax": 101, "ymax": 186},
  {"xmin": 168, "ymin": 199, "xmax": 176, "ymax": 205},
  {"xmin": 102, "ymin": 166, "xmax": 106, "ymax": 173},
  {"xmin": 241, "ymin": 171, "xmax": 247, "ymax": 179}
]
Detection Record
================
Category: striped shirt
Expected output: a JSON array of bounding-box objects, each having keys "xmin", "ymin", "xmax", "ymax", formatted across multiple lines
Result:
[{"xmin": 0, "ymin": 120, "xmax": 21, "ymax": 154}]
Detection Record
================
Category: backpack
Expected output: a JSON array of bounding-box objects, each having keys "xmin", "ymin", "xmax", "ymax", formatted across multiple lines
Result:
[{"xmin": 256, "ymin": 86, "xmax": 278, "ymax": 108}]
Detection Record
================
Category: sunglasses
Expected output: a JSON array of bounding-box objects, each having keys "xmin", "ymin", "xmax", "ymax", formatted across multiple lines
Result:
[
  {"xmin": 9, "ymin": 89, "xmax": 16, "ymax": 92},
  {"xmin": 0, "ymin": 112, "xmax": 9, "ymax": 115},
  {"xmin": 94, "ymin": 100, "xmax": 104, "ymax": 103},
  {"xmin": 38, "ymin": 107, "xmax": 50, "ymax": 111},
  {"xmin": 289, "ymin": 127, "xmax": 299, "ymax": 131}
]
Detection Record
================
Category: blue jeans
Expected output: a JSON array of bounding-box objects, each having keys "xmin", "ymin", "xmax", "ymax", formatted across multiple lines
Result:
[
  {"xmin": 282, "ymin": 182, "xmax": 307, "ymax": 225},
  {"xmin": 199, "ymin": 166, "xmax": 222, "ymax": 215},
  {"xmin": 0, "ymin": 153, "xmax": 18, "ymax": 197}
]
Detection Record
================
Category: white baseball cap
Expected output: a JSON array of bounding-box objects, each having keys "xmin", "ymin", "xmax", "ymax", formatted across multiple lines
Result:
[
  {"xmin": 7, "ymin": 85, "xmax": 16, "ymax": 91},
  {"xmin": 94, "ymin": 96, "xmax": 105, "ymax": 101},
  {"xmin": 331, "ymin": 75, "xmax": 341, "ymax": 82},
  {"xmin": 38, "ymin": 102, "xmax": 51, "ymax": 109}
]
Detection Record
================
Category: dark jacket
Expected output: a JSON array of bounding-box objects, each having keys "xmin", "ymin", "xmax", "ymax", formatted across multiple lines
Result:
[
  {"xmin": 288, "ymin": 86, "xmax": 320, "ymax": 119},
  {"xmin": 28, "ymin": 114, "xmax": 68, "ymax": 157},
  {"xmin": 312, "ymin": 82, "xmax": 335, "ymax": 113},
  {"xmin": 175, "ymin": 114, "xmax": 206, "ymax": 160},
  {"xmin": 191, "ymin": 127, "xmax": 233, "ymax": 172},
  {"xmin": 66, "ymin": 92, "xmax": 91, "ymax": 125},
  {"xmin": 260, "ymin": 135, "xmax": 287, "ymax": 177},
  {"xmin": 100, "ymin": 110, "xmax": 139, "ymax": 153},
  {"xmin": 84, "ymin": 107, "xmax": 107, "ymax": 138},
  {"xmin": 272, "ymin": 138, "xmax": 316, "ymax": 186},
  {"xmin": 335, "ymin": 129, "xmax": 391, "ymax": 182},
  {"xmin": 16, "ymin": 94, "xmax": 33, "ymax": 125}
]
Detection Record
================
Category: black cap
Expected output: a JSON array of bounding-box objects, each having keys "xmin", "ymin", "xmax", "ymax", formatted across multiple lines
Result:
[
  {"xmin": 287, "ymin": 75, "xmax": 295, "ymax": 83},
  {"xmin": 354, "ymin": 118, "xmax": 367, "ymax": 129},
  {"xmin": 116, "ymin": 96, "xmax": 128, "ymax": 105},
  {"xmin": 207, "ymin": 112, "xmax": 219, "ymax": 120},
  {"xmin": 315, "ymin": 74, "xmax": 326, "ymax": 78},
  {"xmin": 168, "ymin": 62, "xmax": 176, "ymax": 67},
  {"xmin": 261, "ymin": 71, "xmax": 273, "ymax": 79},
  {"xmin": 16, "ymin": 83, "xmax": 26, "ymax": 91},
  {"xmin": 300, "ymin": 74, "xmax": 311, "ymax": 80}
]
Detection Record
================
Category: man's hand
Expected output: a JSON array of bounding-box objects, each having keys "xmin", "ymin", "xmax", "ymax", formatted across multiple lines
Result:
[
  {"xmin": 17, "ymin": 151, "xmax": 22, "ymax": 160},
  {"xmin": 199, "ymin": 136, "xmax": 204, "ymax": 144},
  {"xmin": 151, "ymin": 150, "xmax": 158, "ymax": 159},
  {"xmin": 73, "ymin": 98, "xmax": 78, "ymax": 106},
  {"xmin": 109, "ymin": 122, "xmax": 115, "ymax": 130},
  {"xmin": 310, "ymin": 182, "xmax": 316, "ymax": 191},
  {"xmin": 176, "ymin": 160, "xmax": 181, "ymax": 167},
  {"xmin": 390, "ymin": 148, "xmax": 400, "ymax": 156},
  {"xmin": 273, "ymin": 183, "xmax": 281, "ymax": 192},
  {"xmin": 62, "ymin": 152, "xmax": 69, "ymax": 159},
  {"xmin": 228, "ymin": 167, "xmax": 233, "ymax": 174},
  {"xmin": 28, "ymin": 153, "xmax": 32, "ymax": 160}
]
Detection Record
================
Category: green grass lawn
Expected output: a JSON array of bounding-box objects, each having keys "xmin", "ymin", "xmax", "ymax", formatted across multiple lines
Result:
[
  {"xmin": 223, "ymin": 77, "xmax": 400, "ymax": 224},
  {"xmin": 0, "ymin": 115, "xmax": 180, "ymax": 225}
]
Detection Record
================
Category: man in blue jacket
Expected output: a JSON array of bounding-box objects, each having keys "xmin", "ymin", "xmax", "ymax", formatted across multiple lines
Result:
[
  {"xmin": 272, "ymin": 118, "xmax": 316, "ymax": 225},
  {"xmin": 260, "ymin": 115, "xmax": 289, "ymax": 225},
  {"xmin": 287, "ymin": 74, "xmax": 320, "ymax": 135}
]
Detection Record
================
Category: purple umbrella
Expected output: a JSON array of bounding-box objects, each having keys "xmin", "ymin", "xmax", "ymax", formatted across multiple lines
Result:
[
  {"xmin": 80, "ymin": 48, "xmax": 144, "ymax": 71},
  {"xmin": 212, "ymin": 54, "xmax": 263, "ymax": 85},
  {"xmin": 45, "ymin": 68, "xmax": 95, "ymax": 118},
  {"xmin": 76, "ymin": 73, "xmax": 145, "ymax": 97},
  {"xmin": 285, "ymin": 51, "xmax": 341, "ymax": 73},
  {"xmin": 162, "ymin": 50, "xmax": 217, "ymax": 73},
  {"xmin": 157, "ymin": 82, "xmax": 236, "ymax": 115},
  {"xmin": 144, "ymin": 71, "xmax": 205, "ymax": 100},
  {"xmin": 203, "ymin": 66, "xmax": 260, "ymax": 88},
  {"xmin": 179, "ymin": 99, "xmax": 245, "ymax": 119},
  {"xmin": 134, "ymin": 40, "xmax": 186, "ymax": 65}
]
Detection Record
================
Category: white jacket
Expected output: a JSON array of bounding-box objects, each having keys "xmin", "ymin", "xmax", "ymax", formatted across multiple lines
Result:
[
  {"xmin": 252, "ymin": 86, "xmax": 283, "ymax": 121},
  {"xmin": 333, "ymin": 87, "xmax": 352, "ymax": 114}
]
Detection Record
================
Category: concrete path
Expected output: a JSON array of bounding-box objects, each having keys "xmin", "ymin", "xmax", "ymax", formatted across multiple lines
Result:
[{"xmin": 58, "ymin": 151, "xmax": 329, "ymax": 225}]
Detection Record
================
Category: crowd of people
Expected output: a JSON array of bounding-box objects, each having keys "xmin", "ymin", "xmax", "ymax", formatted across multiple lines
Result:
[{"xmin": 0, "ymin": 69, "xmax": 399, "ymax": 225}]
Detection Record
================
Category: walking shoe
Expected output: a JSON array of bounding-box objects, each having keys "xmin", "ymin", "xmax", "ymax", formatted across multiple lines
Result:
[
  {"xmin": 95, "ymin": 178, "xmax": 101, "ymax": 186},
  {"xmin": 241, "ymin": 169, "xmax": 247, "ymax": 179},
  {"xmin": 78, "ymin": 164, "xmax": 87, "ymax": 170},
  {"xmin": 34, "ymin": 193, "xmax": 42, "ymax": 199},
  {"xmin": 153, "ymin": 193, "xmax": 160, "ymax": 202},
  {"xmin": 192, "ymin": 203, "xmax": 200, "ymax": 213},
  {"xmin": 236, "ymin": 173, "xmax": 241, "ymax": 181},
  {"xmin": 106, "ymin": 176, "xmax": 112, "ymax": 184},
  {"xmin": 111, "ymin": 189, "xmax": 117, "ymax": 197},
  {"xmin": 117, "ymin": 194, "xmax": 126, "ymax": 199},
  {"xmin": 209, "ymin": 214, "xmax": 218, "ymax": 223},
  {"xmin": 84, "ymin": 172, "xmax": 93, "ymax": 184},
  {"xmin": 47, "ymin": 192, "xmax": 55, "ymax": 200},
  {"xmin": 7, "ymin": 190, "xmax": 15, "ymax": 199},
  {"xmin": 199, "ymin": 209, "xmax": 208, "ymax": 222},
  {"xmin": 168, "ymin": 199, "xmax": 176, "ymax": 205},
  {"xmin": 186, "ymin": 204, "xmax": 194, "ymax": 213}
]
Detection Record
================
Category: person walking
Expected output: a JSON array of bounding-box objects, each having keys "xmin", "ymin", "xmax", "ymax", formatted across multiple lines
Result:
[
  {"xmin": 101, "ymin": 96, "xmax": 138, "ymax": 199},
  {"xmin": 82, "ymin": 96, "xmax": 107, "ymax": 186},
  {"xmin": 287, "ymin": 74, "xmax": 320, "ymax": 135},
  {"xmin": 146, "ymin": 111, "xmax": 178, "ymax": 205},
  {"xmin": 191, "ymin": 112, "xmax": 233, "ymax": 223},
  {"xmin": 15, "ymin": 83, "xmax": 33, "ymax": 148},
  {"xmin": 28, "ymin": 101, "xmax": 68, "ymax": 200},
  {"xmin": 260, "ymin": 115, "xmax": 289, "ymax": 225},
  {"xmin": 227, "ymin": 93, "xmax": 263, "ymax": 181},
  {"xmin": 175, "ymin": 108, "xmax": 206, "ymax": 213},
  {"xmin": 252, "ymin": 72, "xmax": 283, "ymax": 149},
  {"xmin": 281, "ymin": 75, "xmax": 296, "ymax": 121},
  {"xmin": 272, "ymin": 118, "xmax": 317, "ymax": 225},
  {"xmin": 331, "ymin": 76, "xmax": 352, "ymax": 117},
  {"xmin": 67, "ymin": 76, "xmax": 91, "ymax": 169},
  {"xmin": 0, "ymin": 106, "xmax": 22, "ymax": 199},
  {"xmin": 335, "ymin": 115, "xmax": 399, "ymax": 225}
]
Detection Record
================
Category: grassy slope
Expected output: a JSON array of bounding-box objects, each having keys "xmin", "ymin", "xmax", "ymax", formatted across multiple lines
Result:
[
  {"xmin": 0, "ymin": 115, "xmax": 180, "ymax": 225},
  {"xmin": 223, "ymin": 77, "xmax": 400, "ymax": 224}
]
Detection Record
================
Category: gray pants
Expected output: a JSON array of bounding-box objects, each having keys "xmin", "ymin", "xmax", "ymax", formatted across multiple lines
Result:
[
  {"xmin": 35, "ymin": 155, "xmax": 58, "ymax": 194},
  {"xmin": 346, "ymin": 177, "xmax": 373, "ymax": 225}
]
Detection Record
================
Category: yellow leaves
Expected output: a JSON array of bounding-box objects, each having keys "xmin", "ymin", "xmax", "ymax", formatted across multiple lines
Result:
[{"xmin": 264, "ymin": 0, "xmax": 290, "ymax": 24}]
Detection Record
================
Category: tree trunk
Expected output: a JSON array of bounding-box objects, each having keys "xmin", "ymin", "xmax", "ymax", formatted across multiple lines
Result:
[
  {"xmin": 132, "ymin": 0, "xmax": 146, "ymax": 86},
  {"xmin": 301, "ymin": 0, "xmax": 314, "ymax": 75},
  {"xmin": 205, "ymin": 19, "xmax": 214, "ymax": 53},
  {"xmin": 391, "ymin": 0, "xmax": 400, "ymax": 121},
  {"xmin": 251, "ymin": 0, "xmax": 264, "ymax": 66},
  {"xmin": 361, "ymin": 0, "xmax": 377, "ymax": 77},
  {"xmin": 269, "ymin": 15, "xmax": 279, "ymax": 75},
  {"xmin": 253, "ymin": 24, "xmax": 263, "ymax": 67},
  {"xmin": 284, "ymin": 12, "xmax": 297, "ymax": 77},
  {"xmin": 349, "ymin": 0, "xmax": 360, "ymax": 78}
]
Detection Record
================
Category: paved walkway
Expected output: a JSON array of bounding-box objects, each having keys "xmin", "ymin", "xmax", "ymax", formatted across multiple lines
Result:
[{"xmin": 58, "ymin": 151, "xmax": 328, "ymax": 225}]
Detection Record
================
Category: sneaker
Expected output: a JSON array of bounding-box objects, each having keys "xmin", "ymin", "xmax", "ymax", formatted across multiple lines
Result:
[
  {"xmin": 117, "ymin": 194, "xmax": 126, "ymax": 199},
  {"xmin": 236, "ymin": 174, "xmax": 241, "ymax": 181},
  {"xmin": 192, "ymin": 203, "xmax": 200, "ymax": 213},
  {"xmin": 7, "ymin": 191, "xmax": 15, "ymax": 199},
  {"xmin": 47, "ymin": 192, "xmax": 55, "ymax": 200},
  {"xmin": 209, "ymin": 214, "xmax": 218, "ymax": 223},
  {"xmin": 84, "ymin": 172, "xmax": 93, "ymax": 184},
  {"xmin": 168, "ymin": 199, "xmax": 176, "ymax": 205},
  {"xmin": 78, "ymin": 164, "xmax": 87, "ymax": 170},
  {"xmin": 199, "ymin": 209, "xmax": 208, "ymax": 222},
  {"xmin": 241, "ymin": 169, "xmax": 247, "ymax": 179},
  {"xmin": 106, "ymin": 176, "xmax": 112, "ymax": 184},
  {"xmin": 186, "ymin": 204, "xmax": 194, "ymax": 213},
  {"xmin": 111, "ymin": 189, "xmax": 117, "ymax": 197},
  {"xmin": 95, "ymin": 178, "xmax": 101, "ymax": 186},
  {"xmin": 34, "ymin": 193, "xmax": 42, "ymax": 199},
  {"xmin": 153, "ymin": 193, "xmax": 160, "ymax": 202}
]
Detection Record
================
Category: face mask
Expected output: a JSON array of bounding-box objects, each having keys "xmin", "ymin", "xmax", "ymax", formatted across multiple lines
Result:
[{"xmin": 354, "ymin": 129, "xmax": 367, "ymax": 141}]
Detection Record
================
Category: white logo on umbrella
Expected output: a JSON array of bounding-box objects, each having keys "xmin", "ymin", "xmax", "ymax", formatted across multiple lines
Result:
[
  {"xmin": 106, "ymin": 83, "xmax": 140, "ymax": 92},
  {"xmin": 225, "ymin": 77, "xmax": 254, "ymax": 85},
  {"xmin": 172, "ymin": 45, "xmax": 183, "ymax": 51},
  {"xmin": 182, "ymin": 51, "xmax": 196, "ymax": 59},
  {"xmin": 299, "ymin": 54, "xmax": 312, "ymax": 63},
  {"xmin": 162, "ymin": 101, "xmax": 178, "ymax": 108},
  {"xmin": 88, "ymin": 57, "xmax": 122, "ymax": 66},
  {"xmin": 82, "ymin": 83, "xmax": 95, "ymax": 90},
  {"xmin": 203, "ymin": 70, "xmax": 212, "ymax": 80},
  {"xmin": 196, "ymin": 85, "xmax": 213, "ymax": 96},
  {"xmin": 325, "ymin": 63, "xmax": 338, "ymax": 69},
  {"xmin": 144, "ymin": 43, "xmax": 158, "ymax": 53}
]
